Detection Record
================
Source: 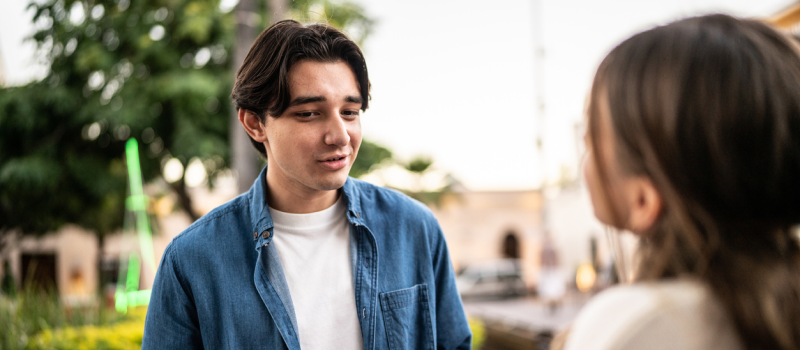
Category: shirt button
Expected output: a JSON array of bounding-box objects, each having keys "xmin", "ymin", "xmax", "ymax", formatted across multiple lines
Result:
[
  {"xmin": 262, "ymin": 231, "xmax": 270, "ymax": 239},
  {"xmin": 253, "ymin": 232, "xmax": 258, "ymax": 239}
]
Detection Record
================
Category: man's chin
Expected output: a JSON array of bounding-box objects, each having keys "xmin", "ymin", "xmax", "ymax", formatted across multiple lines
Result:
[{"xmin": 311, "ymin": 173, "xmax": 349, "ymax": 191}]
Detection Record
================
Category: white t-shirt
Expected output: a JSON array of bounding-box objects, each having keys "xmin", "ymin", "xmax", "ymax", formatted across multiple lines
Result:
[
  {"xmin": 270, "ymin": 197, "xmax": 363, "ymax": 350},
  {"xmin": 564, "ymin": 279, "xmax": 743, "ymax": 350}
]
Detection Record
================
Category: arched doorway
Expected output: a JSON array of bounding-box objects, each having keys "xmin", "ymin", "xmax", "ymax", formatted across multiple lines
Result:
[{"xmin": 502, "ymin": 231, "xmax": 520, "ymax": 259}]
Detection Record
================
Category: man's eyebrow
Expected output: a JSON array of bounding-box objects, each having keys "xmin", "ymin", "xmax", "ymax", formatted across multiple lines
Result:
[
  {"xmin": 288, "ymin": 95, "xmax": 362, "ymax": 107},
  {"xmin": 345, "ymin": 96, "xmax": 362, "ymax": 104},
  {"xmin": 288, "ymin": 96, "xmax": 326, "ymax": 107}
]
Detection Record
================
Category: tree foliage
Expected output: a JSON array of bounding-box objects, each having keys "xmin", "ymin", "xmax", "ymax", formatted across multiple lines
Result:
[
  {"xmin": 406, "ymin": 155, "xmax": 434, "ymax": 174},
  {"xmin": 1, "ymin": 0, "xmax": 232, "ymax": 235},
  {"xmin": 289, "ymin": 0, "xmax": 374, "ymax": 45},
  {"xmin": 350, "ymin": 140, "xmax": 392, "ymax": 179},
  {"xmin": 0, "ymin": 0, "xmax": 383, "ymax": 237}
]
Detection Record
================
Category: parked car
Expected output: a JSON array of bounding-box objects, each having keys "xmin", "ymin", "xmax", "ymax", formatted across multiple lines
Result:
[{"xmin": 456, "ymin": 259, "xmax": 527, "ymax": 299}]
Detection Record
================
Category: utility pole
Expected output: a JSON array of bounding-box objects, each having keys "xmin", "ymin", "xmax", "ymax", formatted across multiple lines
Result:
[
  {"xmin": 231, "ymin": 0, "xmax": 260, "ymax": 194},
  {"xmin": 231, "ymin": 0, "xmax": 289, "ymax": 194},
  {"xmin": 531, "ymin": 0, "xmax": 550, "ymax": 233},
  {"xmin": 532, "ymin": 0, "xmax": 546, "ymax": 189}
]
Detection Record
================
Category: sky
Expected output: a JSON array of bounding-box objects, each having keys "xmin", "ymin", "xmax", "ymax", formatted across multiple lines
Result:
[{"xmin": 1, "ymin": 0, "xmax": 794, "ymax": 190}]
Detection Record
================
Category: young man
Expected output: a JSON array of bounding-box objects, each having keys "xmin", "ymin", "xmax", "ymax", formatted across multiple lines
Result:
[{"xmin": 142, "ymin": 20, "xmax": 472, "ymax": 349}]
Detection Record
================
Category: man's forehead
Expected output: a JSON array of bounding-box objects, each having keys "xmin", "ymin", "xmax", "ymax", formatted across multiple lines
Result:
[{"xmin": 287, "ymin": 60, "xmax": 361, "ymax": 100}]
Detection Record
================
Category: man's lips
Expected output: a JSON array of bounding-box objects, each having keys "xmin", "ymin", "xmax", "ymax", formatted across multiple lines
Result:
[
  {"xmin": 319, "ymin": 154, "xmax": 347, "ymax": 162},
  {"xmin": 318, "ymin": 154, "xmax": 349, "ymax": 170}
]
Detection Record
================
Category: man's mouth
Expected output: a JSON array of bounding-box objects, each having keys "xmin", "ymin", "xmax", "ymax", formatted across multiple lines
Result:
[{"xmin": 318, "ymin": 154, "xmax": 349, "ymax": 171}]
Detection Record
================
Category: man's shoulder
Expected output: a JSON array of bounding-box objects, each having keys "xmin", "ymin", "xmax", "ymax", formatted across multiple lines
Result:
[
  {"xmin": 168, "ymin": 193, "xmax": 251, "ymax": 249},
  {"xmin": 348, "ymin": 177, "xmax": 435, "ymax": 220}
]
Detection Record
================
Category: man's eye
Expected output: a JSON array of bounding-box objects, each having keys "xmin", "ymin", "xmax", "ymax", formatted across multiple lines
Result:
[
  {"xmin": 296, "ymin": 112, "xmax": 315, "ymax": 118},
  {"xmin": 342, "ymin": 110, "xmax": 359, "ymax": 117}
]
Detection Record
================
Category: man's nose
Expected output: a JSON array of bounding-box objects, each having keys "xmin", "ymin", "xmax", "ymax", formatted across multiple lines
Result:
[{"xmin": 324, "ymin": 113, "xmax": 350, "ymax": 147}]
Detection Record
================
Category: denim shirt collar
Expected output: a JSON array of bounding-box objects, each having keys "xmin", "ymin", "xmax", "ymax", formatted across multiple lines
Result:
[
  {"xmin": 249, "ymin": 166, "xmax": 274, "ymax": 249},
  {"xmin": 249, "ymin": 166, "xmax": 366, "ymax": 250},
  {"xmin": 342, "ymin": 176, "xmax": 367, "ymax": 226}
]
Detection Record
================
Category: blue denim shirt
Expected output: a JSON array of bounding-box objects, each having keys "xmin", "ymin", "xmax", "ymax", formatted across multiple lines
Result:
[{"xmin": 142, "ymin": 166, "xmax": 472, "ymax": 349}]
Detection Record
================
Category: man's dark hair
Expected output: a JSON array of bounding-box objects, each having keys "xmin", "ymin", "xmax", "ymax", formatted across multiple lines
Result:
[{"xmin": 231, "ymin": 20, "xmax": 371, "ymax": 156}]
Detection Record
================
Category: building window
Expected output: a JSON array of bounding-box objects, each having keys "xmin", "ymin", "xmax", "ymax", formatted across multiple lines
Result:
[
  {"xmin": 502, "ymin": 231, "xmax": 520, "ymax": 259},
  {"xmin": 21, "ymin": 253, "xmax": 58, "ymax": 293}
]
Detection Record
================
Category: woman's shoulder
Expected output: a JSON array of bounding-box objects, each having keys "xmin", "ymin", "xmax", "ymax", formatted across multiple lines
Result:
[{"xmin": 563, "ymin": 279, "xmax": 742, "ymax": 350}]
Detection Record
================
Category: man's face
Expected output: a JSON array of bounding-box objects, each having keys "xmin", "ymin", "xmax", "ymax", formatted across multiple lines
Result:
[{"xmin": 263, "ymin": 60, "xmax": 362, "ymax": 194}]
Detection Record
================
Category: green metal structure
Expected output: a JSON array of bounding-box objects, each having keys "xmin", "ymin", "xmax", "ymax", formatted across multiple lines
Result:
[{"xmin": 115, "ymin": 138, "xmax": 156, "ymax": 313}]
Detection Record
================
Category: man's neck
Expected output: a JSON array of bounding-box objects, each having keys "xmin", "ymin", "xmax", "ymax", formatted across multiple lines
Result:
[{"xmin": 265, "ymin": 170, "xmax": 340, "ymax": 214}]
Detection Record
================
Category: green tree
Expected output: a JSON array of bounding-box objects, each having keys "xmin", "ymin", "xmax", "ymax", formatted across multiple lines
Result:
[
  {"xmin": 401, "ymin": 155, "xmax": 453, "ymax": 206},
  {"xmin": 289, "ymin": 0, "xmax": 374, "ymax": 45},
  {"xmin": 1, "ymin": 0, "xmax": 234, "ymax": 236},
  {"xmin": 0, "ymin": 0, "xmax": 385, "ymax": 284},
  {"xmin": 406, "ymin": 155, "xmax": 433, "ymax": 174},
  {"xmin": 350, "ymin": 140, "xmax": 392, "ymax": 179},
  {"xmin": 0, "ymin": 0, "xmax": 379, "ymax": 227}
]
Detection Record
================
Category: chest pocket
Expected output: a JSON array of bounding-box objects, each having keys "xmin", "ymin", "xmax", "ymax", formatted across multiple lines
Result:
[{"xmin": 379, "ymin": 284, "xmax": 435, "ymax": 350}]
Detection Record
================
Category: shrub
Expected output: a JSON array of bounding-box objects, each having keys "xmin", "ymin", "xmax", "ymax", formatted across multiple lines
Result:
[
  {"xmin": 469, "ymin": 316, "xmax": 486, "ymax": 349},
  {"xmin": 26, "ymin": 307, "xmax": 146, "ymax": 350},
  {"xmin": 0, "ymin": 288, "xmax": 142, "ymax": 350}
]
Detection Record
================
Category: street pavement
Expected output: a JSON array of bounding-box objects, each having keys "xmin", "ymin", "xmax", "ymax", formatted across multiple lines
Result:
[
  {"xmin": 463, "ymin": 293, "xmax": 590, "ymax": 349},
  {"xmin": 464, "ymin": 293, "xmax": 587, "ymax": 332}
]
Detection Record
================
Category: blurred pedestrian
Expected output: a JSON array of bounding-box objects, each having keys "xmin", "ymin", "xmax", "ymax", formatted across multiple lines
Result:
[
  {"xmin": 538, "ymin": 231, "xmax": 565, "ymax": 313},
  {"xmin": 560, "ymin": 14, "xmax": 800, "ymax": 350}
]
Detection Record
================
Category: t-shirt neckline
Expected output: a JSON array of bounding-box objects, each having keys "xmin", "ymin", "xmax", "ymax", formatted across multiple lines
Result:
[{"xmin": 269, "ymin": 195, "xmax": 346, "ymax": 230}]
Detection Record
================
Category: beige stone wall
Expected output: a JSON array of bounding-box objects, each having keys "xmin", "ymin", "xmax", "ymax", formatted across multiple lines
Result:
[
  {"xmin": 0, "ymin": 178, "xmax": 227, "ymax": 299},
  {"xmin": 432, "ymin": 190, "xmax": 545, "ymax": 289},
  {"xmin": 1, "ymin": 226, "xmax": 98, "ymax": 301},
  {"xmin": 0, "ymin": 212, "xmax": 192, "ymax": 299},
  {"xmin": 100, "ymin": 212, "xmax": 192, "ymax": 291},
  {"xmin": 545, "ymin": 185, "xmax": 607, "ymax": 273}
]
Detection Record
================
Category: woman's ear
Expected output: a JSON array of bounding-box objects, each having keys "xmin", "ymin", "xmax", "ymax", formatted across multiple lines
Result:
[
  {"xmin": 624, "ymin": 177, "xmax": 662, "ymax": 234},
  {"xmin": 238, "ymin": 109, "xmax": 268, "ymax": 142}
]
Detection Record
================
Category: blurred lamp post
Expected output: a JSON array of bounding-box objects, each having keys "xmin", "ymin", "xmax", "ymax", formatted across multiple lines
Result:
[{"xmin": 575, "ymin": 262, "xmax": 597, "ymax": 293}]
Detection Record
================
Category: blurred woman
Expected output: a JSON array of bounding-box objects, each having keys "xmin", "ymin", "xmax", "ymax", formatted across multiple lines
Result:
[{"xmin": 562, "ymin": 14, "xmax": 800, "ymax": 350}]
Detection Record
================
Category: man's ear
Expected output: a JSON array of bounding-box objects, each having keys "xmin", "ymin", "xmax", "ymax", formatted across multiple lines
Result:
[
  {"xmin": 238, "ymin": 109, "xmax": 267, "ymax": 142},
  {"xmin": 624, "ymin": 177, "xmax": 662, "ymax": 234}
]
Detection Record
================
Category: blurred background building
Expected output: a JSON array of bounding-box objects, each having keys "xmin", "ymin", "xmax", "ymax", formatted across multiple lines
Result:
[{"xmin": 436, "ymin": 189, "xmax": 544, "ymax": 287}]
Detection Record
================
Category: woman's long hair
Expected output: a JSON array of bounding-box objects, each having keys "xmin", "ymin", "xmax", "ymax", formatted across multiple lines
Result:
[{"xmin": 587, "ymin": 15, "xmax": 800, "ymax": 349}]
